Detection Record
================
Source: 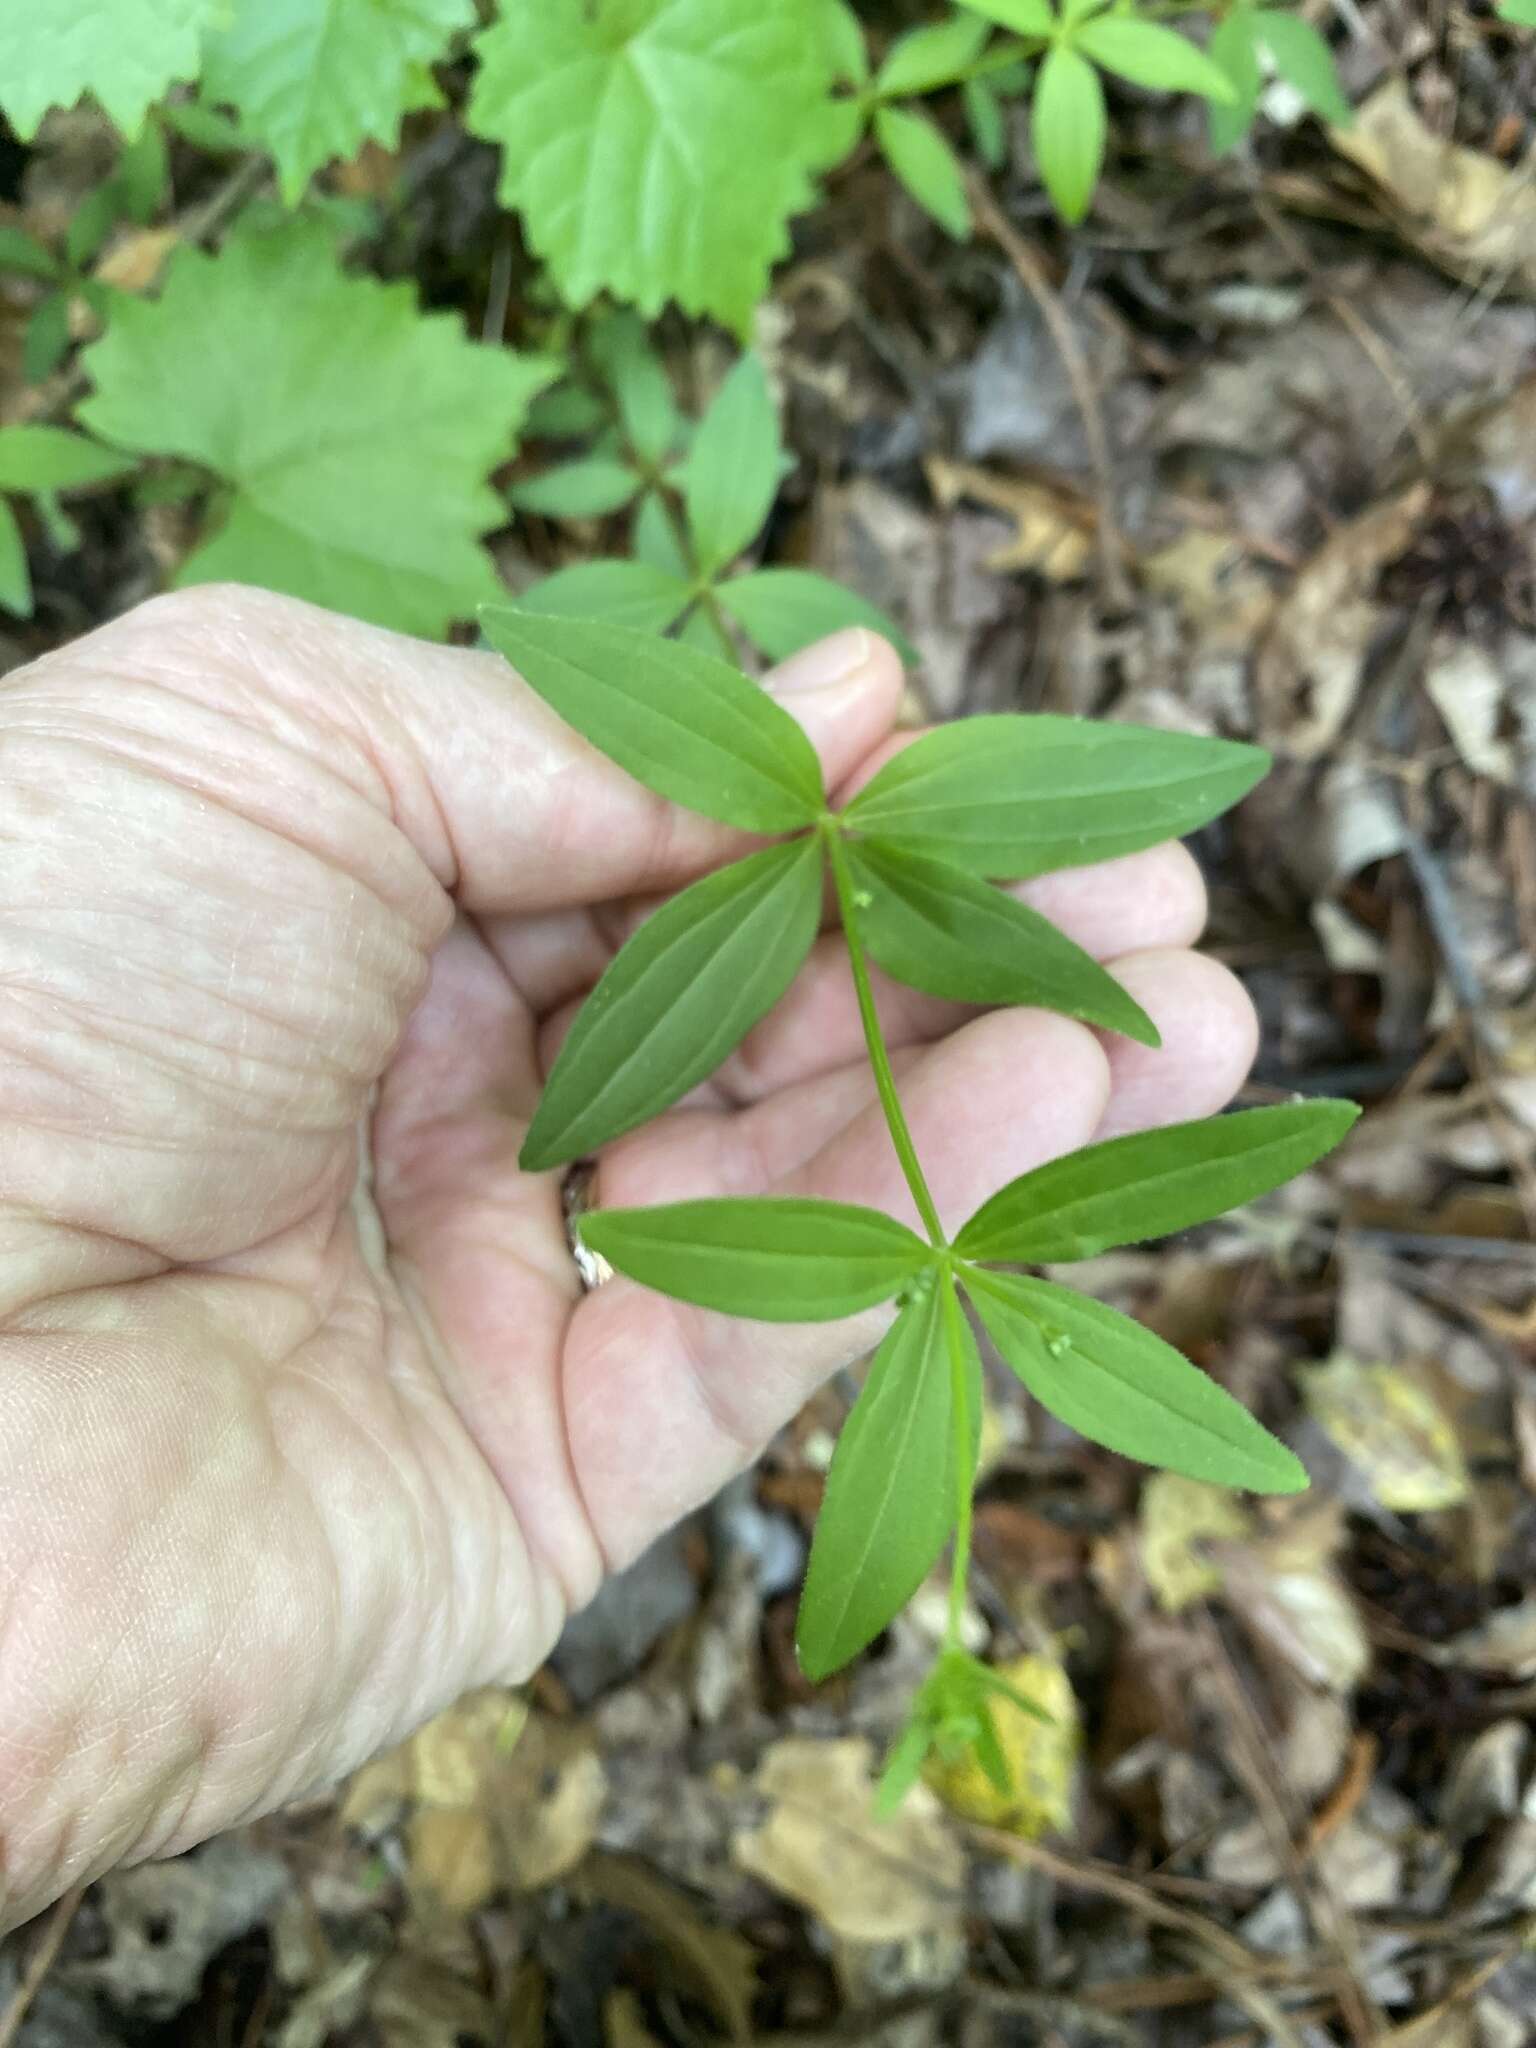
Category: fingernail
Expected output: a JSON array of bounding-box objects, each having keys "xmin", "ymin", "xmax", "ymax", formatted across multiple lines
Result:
[{"xmin": 765, "ymin": 627, "xmax": 872, "ymax": 696}]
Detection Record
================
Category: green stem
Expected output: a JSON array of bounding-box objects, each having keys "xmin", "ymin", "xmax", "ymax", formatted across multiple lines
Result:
[
  {"xmin": 940, "ymin": 1272, "xmax": 975, "ymax": 1651},
  {"xmin": 824, "ymin": 821, "xmax": 947, "ymax": 1249}
]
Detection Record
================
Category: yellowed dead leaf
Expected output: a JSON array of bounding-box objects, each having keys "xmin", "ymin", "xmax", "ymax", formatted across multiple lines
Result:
[
  {"xmin": 1256, "ymin": 484, "xmax": 1432, "ymax": 755},
  {"xmin": 1140, "ymin": 1472, "xmax": 1253, "ymax": 1613},
  {"xmin": 406, "ymin": 1807, "xmax": 497, "ymax": 1916},
  {"xmin": 1300, "ymin": 1352, "xmax": 1469, "ymax": 1512},
  {"xmin": 926, "ymin": 456, "xmax": 1095, "ymax": 580},
  {"xmin": 1140, "ymin": 529, "xmax": 1277, "ymax": 644},
  {"xmin": 1332, "ymin": 82, "xmax": 1536, "ymax": 296},
  {"xmin": 494, "ymin": 1715, "xmax": 606, "ymax": 1892},
  {"xmin": 733, "ymin": 1737, "xmax": 963, "ymax": 1945},
  {"xmin": 341, "ymin": 1692, "xmax": 601, "ymax": 1901},
  {"xmin": 341, "ymin": 1689, "xmax": 527, "ymax": 1833},
  {"xmin": 922, "ymin": 1652, "xmax": 1079, "ymax": 1839}
]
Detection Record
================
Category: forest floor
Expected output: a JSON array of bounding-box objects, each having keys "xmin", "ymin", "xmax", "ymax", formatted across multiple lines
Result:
[{"xmin": 2, "ymin": 13, "xmax": 1536, "ymax": 2046}]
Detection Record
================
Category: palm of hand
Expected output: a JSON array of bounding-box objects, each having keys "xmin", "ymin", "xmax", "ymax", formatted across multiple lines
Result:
[{"xmin": 0, "ymin": 588, "xmax": 1254, "ymax": 1926}]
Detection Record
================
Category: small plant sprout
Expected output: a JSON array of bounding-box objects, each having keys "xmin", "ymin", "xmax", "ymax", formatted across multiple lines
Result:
[{"xmin": 480, "ymin": 606, "xmax": 1358, "ymax": 1806}]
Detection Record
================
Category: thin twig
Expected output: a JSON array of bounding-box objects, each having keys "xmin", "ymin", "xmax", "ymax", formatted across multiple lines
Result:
[
  {"xmin": 967, "ymin": 1831, "xmax": 1315, "ymax": 2048},
  {"xmin": 0, "ymin": 1882, "xmax": 87, "ymax": 2048},
  {"xmin": 967, "ymin": 177, "xmax": 1131, "ymax": 610},
  {"xmin": 1194, "ymin": 1616, "xmax": 1385, "ymax": 2048}
]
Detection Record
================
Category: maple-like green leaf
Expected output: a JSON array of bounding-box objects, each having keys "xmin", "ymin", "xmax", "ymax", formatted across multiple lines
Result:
[
  {"xmin": 80, "ymin": 223, "xmax": 551, "ymax": 636},
  {"xmin": 466, "ymin": 0, "xmax": 836, "ymax": 328},
  {"xmin": 203, "ymin": 0, "xmax": 476, "ymax": 205},
  {"xmin": 0, "ymin": 0, "xmax": 221, "ymax": 140}
]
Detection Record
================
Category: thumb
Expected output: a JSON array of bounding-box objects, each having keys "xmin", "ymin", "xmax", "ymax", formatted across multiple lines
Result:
[{"xmin": 96, "ymin": 587, "xmax": 904, "ymax": 914}]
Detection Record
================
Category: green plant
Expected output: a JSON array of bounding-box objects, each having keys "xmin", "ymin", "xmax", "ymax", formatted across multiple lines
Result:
[
  {"xmin": 1206, "ymin": 3, "xmax": 1352, "ymax": 153},
  {"xmin": 516, "ymin": 327, "xmax": 913, "ymax": 663},
  {"xmin": 477, "ymin": 606, "xmax": 1357, "ymax": 1799},
  {"xmin": 0, "ymin": 426, "xmax": 137, "ymax": 615},
  {"xmin": 0, "ymin": 1, "xmax": 1355, "ymax": 625},
  {"xmin": 0, "ymin": 121, "xmax": 169, "ymax": 381},
  {"xmin": 78, "ymin": 217, "xmax": 553, "ymax": 635}
]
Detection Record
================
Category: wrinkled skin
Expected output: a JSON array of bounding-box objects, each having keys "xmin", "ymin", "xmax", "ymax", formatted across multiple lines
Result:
[{"xmin": 0, "ymin": 589, "xmax": 1257, "ymax": 1929}]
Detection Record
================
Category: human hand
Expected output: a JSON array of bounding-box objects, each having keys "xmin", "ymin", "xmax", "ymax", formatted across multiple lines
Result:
[{"xmin": 0, "ymin": 588, "xmax": 1257, "ymax": 1928}]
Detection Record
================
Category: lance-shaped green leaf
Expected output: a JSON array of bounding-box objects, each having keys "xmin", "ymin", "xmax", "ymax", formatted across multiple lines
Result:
[
  {"xmin": 957, "ymin": 0, "xmax": 1056, "ymax": 34},
  {"xmin": 522, "ymin": 838, "xmax": 821, "ymax": 1170},
  {"xmin": 0, "ymin": 426, "xmax": 134, "ymax": 494},
  {"xmin": 683, "ymin": 353, "xmax": 782, "ymax": 576},
  {"xmin": 797, "ymin": 1284, "xmax": 952, "ymax": 1680},
  {"xmin": 839, "ymin": 714, "xmax": 1269, "ymax": 877},
  {"xmin": 876, "ymin": 12, "xmax": 991, "ymax": 96},
  {"xmin": 716, "ymin": 567, "xmax": 916, "ymax": 667},
  {"xmin": 580, "ymin": 1197, "xmax": 932, "ymax": 1320},
  {"xmin": 964, "ymin": 1268, "xmax": 1307, "ymax": 1493},
  {"xmin": 875, "ymin": 105, "xmax": 972, "ymax": 240},
  {"xmin": 509, "ymin": 456, "xmax": 640, "ymax": 518},
  {"xmin": 516, "ymin": 559, "xmax": 692, "ymax": 635},
  {"xmin": 1032, "ymin": 46, "xmax": 1106, "ymax": 224},
  {"xmin": 0, "ymin": 498, "xmax": 31, "ymax": 616},
  {"xmin": 1207, "ymin": 10, "xmax": 1261, "ymax": 153},
  {"xmin": 590, "ymin": 314, "xmax": 681, "ymax": 465},
  {"xmin": 1074, "ymin": 17, "xmax": 1237, "ymax": 100},
  {"xmin": 958, "ymin": 1100, "xmax": 1360, "ymax": 1263},
  {"xmin": 848, "ymin": 836, "xmax": 1159, "ymax": 1044},
  {"xmin": 1251, "ymin": 12, "xmax": 1351, "ymax": 124},
  {"xmin": 480, "ymin": 608, "xmax": 825, "ymax": 832}
]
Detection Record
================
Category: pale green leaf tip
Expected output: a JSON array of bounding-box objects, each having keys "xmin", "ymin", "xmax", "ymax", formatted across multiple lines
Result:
[{"xmin": 1257, "ymin": 1443, "xmax": 1310, "ymax": 1496}]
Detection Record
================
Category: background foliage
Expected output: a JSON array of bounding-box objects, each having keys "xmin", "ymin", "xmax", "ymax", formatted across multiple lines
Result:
[{"xmin": 0, "ymin": 0, "xmax": 1371, "ymax": 636}]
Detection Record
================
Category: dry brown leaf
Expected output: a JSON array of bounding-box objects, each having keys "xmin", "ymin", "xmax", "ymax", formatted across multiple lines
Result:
[
  {"xmin": 579, "ymin": 1853, "xmax": 757, "ymax": 2042},
  {"xmin": 732, "ymin": 1737, "xmax": 963, "ymax": 1945},
  {"xmin": 1140, "ymin": 528, "xmax": 1277, "ymax": 645},
  {"xmin": 1256, "ymin": 484, "xmax": 1432, "ymax": 754},
  {"xmin": 1332, "ymin": 83, "xmax": 1536, "ymax": 296},
  {"xmin": 1221, "ymin": 1508, "xmax": 1371, "ymax": 1694},
  {"xmin": 369, "ymin": 1954, "xmax": 496, "ymax": 2048},
  {"xmin": 1424, "ymin": 637, "xmax": 1519, "ymax": 786},
  {"xmin": 925, "ymin": 456, "xmax": 1095, "ymax": 580},
  {"xmin": 93, "ymin": 226, "xmax": 178, "ymax": 294},
  {"xmin": 1444, "ymin": 1597, "xmax": 1536, "ymax": 1679}
]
